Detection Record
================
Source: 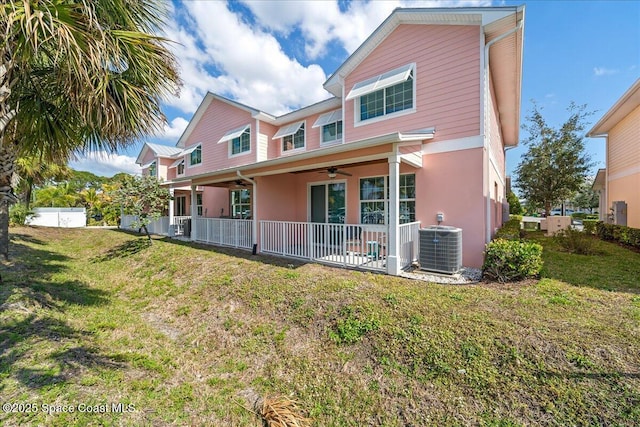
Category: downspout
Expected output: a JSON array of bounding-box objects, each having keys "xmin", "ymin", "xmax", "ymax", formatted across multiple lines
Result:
[
  {"xmin": 236, "ymin": 170, "xmax": 258, "ymax": 254},
  {"xmin": 483, "ymin": 16, "xmax": 523, "ymax": 243}
]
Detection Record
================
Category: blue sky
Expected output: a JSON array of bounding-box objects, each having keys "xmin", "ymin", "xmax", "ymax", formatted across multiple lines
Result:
[{"xmin": 69, "ymin": 0, "xmax": 639, "ymax": 180}]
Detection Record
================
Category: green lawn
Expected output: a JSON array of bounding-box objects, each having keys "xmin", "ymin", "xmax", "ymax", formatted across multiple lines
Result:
[{"xmin": 1, "ymin": 227, "xmax": 638, "ymax": 426}]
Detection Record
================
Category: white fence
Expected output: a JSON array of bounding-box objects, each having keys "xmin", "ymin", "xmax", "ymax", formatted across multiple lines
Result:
[
  {"xmin": 260, "ymin": 221, "xmax": 388, "ymax": 271},
  {"xmin": 399, "ymin": 221, "xmax": 421, "ymax": 269},
  {"xmin": 26, "ymin": 208, "xmax": 86, "ymax": 228},
  {"xmin": 193, "ymin": 218, "xmax": 253, "ymax": 249},
  {"xmin": 119, "ymin": 215, "xmax": 169, "ymax": 235}
]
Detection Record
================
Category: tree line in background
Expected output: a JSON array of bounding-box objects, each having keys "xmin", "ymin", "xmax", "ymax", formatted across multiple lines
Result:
[{"xmin": 9, "ymin": 162, "xmax": 132, "ymax": 227}]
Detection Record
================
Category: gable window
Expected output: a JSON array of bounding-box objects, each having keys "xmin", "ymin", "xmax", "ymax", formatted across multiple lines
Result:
[
  {"xmin": 230, "ymin": 189, "xmax": 251, "ymax": 219},
  {"xmin": 147, "ymin": 161, "xmax": 157, "ymax": 178},
  {"xmin": 313, "ymin": 109, "xmax": 343, "ymax": 144},
  {"xmin": 188, "ymin": 145, "xmax": 201, "ymax": 166},
  {"xmin": 346, "ymin": 63, "xmax": 415, "ymax": 124},
  {"xmin": 273, "ymin": 121, "xmax": 305, "ymax": 153},
  {"xmin": 359, "ymin": 174, "xmax": 415, "ymax": 224},
  {"xmin": 218, "ymin": 124, "xmax": 251, "ymax": 157}
]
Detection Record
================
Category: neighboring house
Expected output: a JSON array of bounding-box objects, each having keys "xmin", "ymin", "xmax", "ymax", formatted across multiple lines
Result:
[
  {"xmin": 588, "ymin": 78, "xmax": 640, "ymax": 228},
  {"xmin": 133, "ymin": 6, "xmax": 525, "ymax": 275}
]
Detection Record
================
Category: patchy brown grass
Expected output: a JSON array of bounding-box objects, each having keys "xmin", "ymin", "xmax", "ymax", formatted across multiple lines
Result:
[{"xmin": 0, "ymin": 226, "xmax": 638, "ymax": 426}]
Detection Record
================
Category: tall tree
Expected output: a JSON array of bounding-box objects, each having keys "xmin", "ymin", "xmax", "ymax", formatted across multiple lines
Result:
[
  {"xmin": 514, "ymin": 103, "xmax": 593, "ymax": 217},
  {"xmin": 0, "ymin": 0, "xmax": 180, "ymax": 258},
  {"xmin": 15, "ymin": 156, "xmax": 70, "ymax": 209}
]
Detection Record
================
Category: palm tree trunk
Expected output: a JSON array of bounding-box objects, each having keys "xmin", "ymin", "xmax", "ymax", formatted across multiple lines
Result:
[{"xmin": 0, "ymin": 144, "xmax": 18, "ymax": 260}]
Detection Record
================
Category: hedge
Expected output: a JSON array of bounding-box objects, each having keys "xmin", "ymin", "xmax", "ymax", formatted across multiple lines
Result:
[
  {"xmin": 596, "ymin": 222, "xmax": 640, "ymax": 249},
  {"xmin": 482, "ymin": 238, "xmax": 543, "ymax": 283}
]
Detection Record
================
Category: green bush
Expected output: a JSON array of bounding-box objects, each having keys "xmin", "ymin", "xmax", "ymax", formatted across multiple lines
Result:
[
  {"xmin": 495, "ymin": 218, "xmax": 524, "ymax": 240},
  {"xmin": 554, "ymin": 228, "xmax": 598, "ymax": 255},
  {"xmin": 482, "ymin": 238, "xmax": 543, "ymax": 283},
  {"xmin": 583, "ymin": 219, "xmax": 598, "ymax": 235},
  {"xmin": 596, "ymin": 222, "xmax": 640, "ymax": 249},
  {"xmin": 571, "ymin": 212, "xmax": 588, "ymax": 220},
  {"xmin": 9, "ymin": 204, "xmax": 34, "ymax": 226}
]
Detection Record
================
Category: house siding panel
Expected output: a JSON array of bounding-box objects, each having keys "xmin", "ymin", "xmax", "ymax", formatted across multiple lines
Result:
[
  {"xmin": 182, "ymin": 100, "xmax": 256, "ymax": 176},
  {"xmin": 608, "ymin": 105, "xmax": 640, "ymax": 176},
  {"xmin": 344, "ymin": 24, "xmax": 481, "ymax": 144}
]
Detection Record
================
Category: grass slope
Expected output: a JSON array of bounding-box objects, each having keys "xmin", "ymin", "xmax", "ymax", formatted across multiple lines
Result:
[{"xmin": 0, "ymin": 227, "xmax": 638, "ymax": 426}]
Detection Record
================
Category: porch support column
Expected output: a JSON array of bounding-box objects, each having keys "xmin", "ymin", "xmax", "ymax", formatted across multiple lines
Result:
[
  {"xmin": 168, "ymin": 188, "xmax": 175, "ymax": 225},
  {"xmin": 387, "ymin": 152, "xmax": 401, "ymax": 275},
  {"xmin": 190, "ymin": 184, "xmax": 197, "ymax": 241}
]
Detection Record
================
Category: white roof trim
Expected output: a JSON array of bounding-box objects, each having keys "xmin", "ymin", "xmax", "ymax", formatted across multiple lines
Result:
[
  {"xmin": 273, "ymin": 121, "xmax": 304, "ymax": 139},
  {"xmin": 141, "ymin": 160, "xmax": 156, "ymax": 169},
  {"xmin": 217, "ymin": 124, "xmax": 251, "ymax": 144},
  {"xmin": 345, "ymin": 64, "xmax": 413, "ymax": 101},
  {"xmin": 169, "ymin": 158, "xmax": 185, "ymax": 168},
  {"xmin": 312, "ymin": 109, "xmax": 342, "ymax": 128}
]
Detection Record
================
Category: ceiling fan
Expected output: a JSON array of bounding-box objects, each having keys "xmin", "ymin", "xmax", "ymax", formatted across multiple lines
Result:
[{"xmin": 320, "ymin": 167, "xmax": 352, "ymax": 179}]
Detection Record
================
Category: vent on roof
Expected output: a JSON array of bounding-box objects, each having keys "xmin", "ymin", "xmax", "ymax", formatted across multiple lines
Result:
[{"xmin": 419, "ymin": 226, "xmax": 462, "ymax": 274}]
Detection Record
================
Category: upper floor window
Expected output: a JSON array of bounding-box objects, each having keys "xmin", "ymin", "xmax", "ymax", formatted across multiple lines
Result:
[
  {"xmin": 346, "ymin": 63, "xmax": 415, "ymax": 124},
  {"xmin": 188, "ymin": 145, "xmax": 201, "ymax": 166},
  {"xmin": 218, "ymin": 124, "xmax": 251, "ymax": 157},
  {"xmin": 313, "ymin": 109, "xmax": 342, "ymax": 144},
  {"xmin": 176, "ymin": 160, "xmax": 185, "ymax": 176},
  {"xmin": 274, "ymin": 121, "xmax": 305, "ymax": 153},
  {"xmin": 147, "ymin": 161, "xmax": 157, "ymax": 178}
]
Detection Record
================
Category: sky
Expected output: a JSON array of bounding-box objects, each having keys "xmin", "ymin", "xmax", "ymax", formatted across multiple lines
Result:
[{"xmin": 69, "ymin": 0, "xmax": 640, "ymax": 180}]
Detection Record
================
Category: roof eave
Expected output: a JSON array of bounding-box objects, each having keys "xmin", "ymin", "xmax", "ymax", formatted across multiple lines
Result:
[{"xmin": 587, "ymin": 78, "xmax": 640, "ymax": 136}]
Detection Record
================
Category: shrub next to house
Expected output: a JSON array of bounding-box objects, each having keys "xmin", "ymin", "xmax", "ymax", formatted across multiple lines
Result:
[
  {"xmin": 596, "ymin": 221, "xmax": 640, "ymax": 249},
  {"xmin": 482, "ymin": 239, "xmax": 543, "ymax": 283}
]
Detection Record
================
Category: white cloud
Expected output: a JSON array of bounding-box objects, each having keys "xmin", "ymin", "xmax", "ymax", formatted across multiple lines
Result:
[
  {"xmin": 593, "ymin": 67, "xmax": 619, "ymax": 76},
  {"xmin": 156, "ymin": 117, "xmax": 190, "ymax": 140},
  {"xmin": 68, "ymin": 152, "xmax": 141, "ymax": 177}
]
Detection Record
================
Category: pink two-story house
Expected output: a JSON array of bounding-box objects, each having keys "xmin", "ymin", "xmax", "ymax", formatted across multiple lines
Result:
[{"xmin": 134, "ymin": 6, "xmax": 525, "ymax": 275}]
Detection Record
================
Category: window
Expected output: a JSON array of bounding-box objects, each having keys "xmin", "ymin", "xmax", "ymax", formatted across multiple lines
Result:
[
  {"xmin": 283, "ymin": 123, "xmax": 305, "ymax": 152},
  {"xmin": 359, "ymin": 174, "xmax": 415, "ymax": 224},
  {"xmin": 189, "ymin": 145, "xmax": 202, "ymax": 166},
  {"xmin": 322, "ymin": 121, "xmax": 342, "ymax": 144},
  {"xmin": 147, "ymin": 161, "xmax": 157, "ymax": 178},
  {"xmin": 230, "ymin": 189, "xmax": 251, "ymax": 219},
  {"xmin": 346, "ymin": 64, "xmax": 415, "ymax": 124},
  {"xmin": 231, "ymin": 128, "xmax": 251, "ymax": 155},
  {"xmin": 175, "ymin": 196, "xmax": 186, "ymax": 216},
  {"xmin": 176, "ymin": 160, "xmax": 185, "ymax": 176},
  {"xmin": 196, "ymin": 193, "xmax": 203, "ymax": 216},
  {"xmin": 313, "ymin": 109, "xmax": 342, "ymax": 144}
]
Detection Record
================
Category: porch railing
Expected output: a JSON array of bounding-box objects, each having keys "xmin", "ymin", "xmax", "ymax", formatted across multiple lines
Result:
[
  {"xmin": 192, "ymin": 218, "xmax": 253, "ymax": 250},
  {"xmin": 119, "ymin": 215, "xmax": 169, "ymax": 236},
  {"xmin": 399, "ymin": 221, "xmax": 421, "ymax": 269},
  {"xmin": 170, "ymin": 215, "xmax": 191, "ymax": 236},
  {"xmin": 260, "ymin": 221, "xmax": 388, "ymax": 271}
]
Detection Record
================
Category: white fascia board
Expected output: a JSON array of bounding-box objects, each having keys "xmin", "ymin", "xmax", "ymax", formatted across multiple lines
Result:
[
  {"xmin": 312, "ymin": 109, "xmax": 342, "ymax": 128},
  {"xmin": 273, "ymin": 121, "xmax": 304, "ymax": 139},
  {"xmin": 217, "ymin": 124, "xmax": 250, "ymax": 144},
  {"xmin": 345, "ymin": 64, "xmax": 413, "ymax": 100},
  {"xmin": 141, "ymin": 160, "xmax": 155, "ymax": 169}
]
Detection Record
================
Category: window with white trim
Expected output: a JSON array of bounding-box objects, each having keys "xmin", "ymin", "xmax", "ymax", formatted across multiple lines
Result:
[
  {"xmin": 189, "ymin": 145, "xmax": 202, "ymax": 166},
  {"xmin": 147, "ymin": 161, "xmax": 157, "ymax": 178},
  {"xmin": 283, "ymin": 122, "xmax": 305, "ymax": 152},
  {"xmin": 176, "ymin": 160, "xmax": 185, "ymax": 176},
  {"xmin": 231, "ymin": 128, "xmax": 251, "ymax": 155},
  {"xmin": 346, "ymin": 64, "xmax": 415, "ymax": 124},
  {"xmin": 175, "ymin": 196, "xmax": 186, "ymax": 216},
  {"xmin": 196, "ymin": 193, "xmax": 203, "ymax": 216},
  {"xmin": 313, "ymin": 109, "xmax": 343, "ymax": 144},
  {"xmin": 359, "ymin": 174, "xmax": 415, "ymax": 224},
  {"xmin": 230, "ymin": 189, "xmax": 251, "ymax": 219}
]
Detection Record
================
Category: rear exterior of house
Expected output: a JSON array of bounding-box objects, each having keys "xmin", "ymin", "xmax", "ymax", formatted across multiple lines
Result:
[
  {"xmin": 132, "ymin": 6, "xmax": 525, "ymax": 275},
  {"xmin": 589, "ymin": 78, "xmax": 640, "ymax": 229}
]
